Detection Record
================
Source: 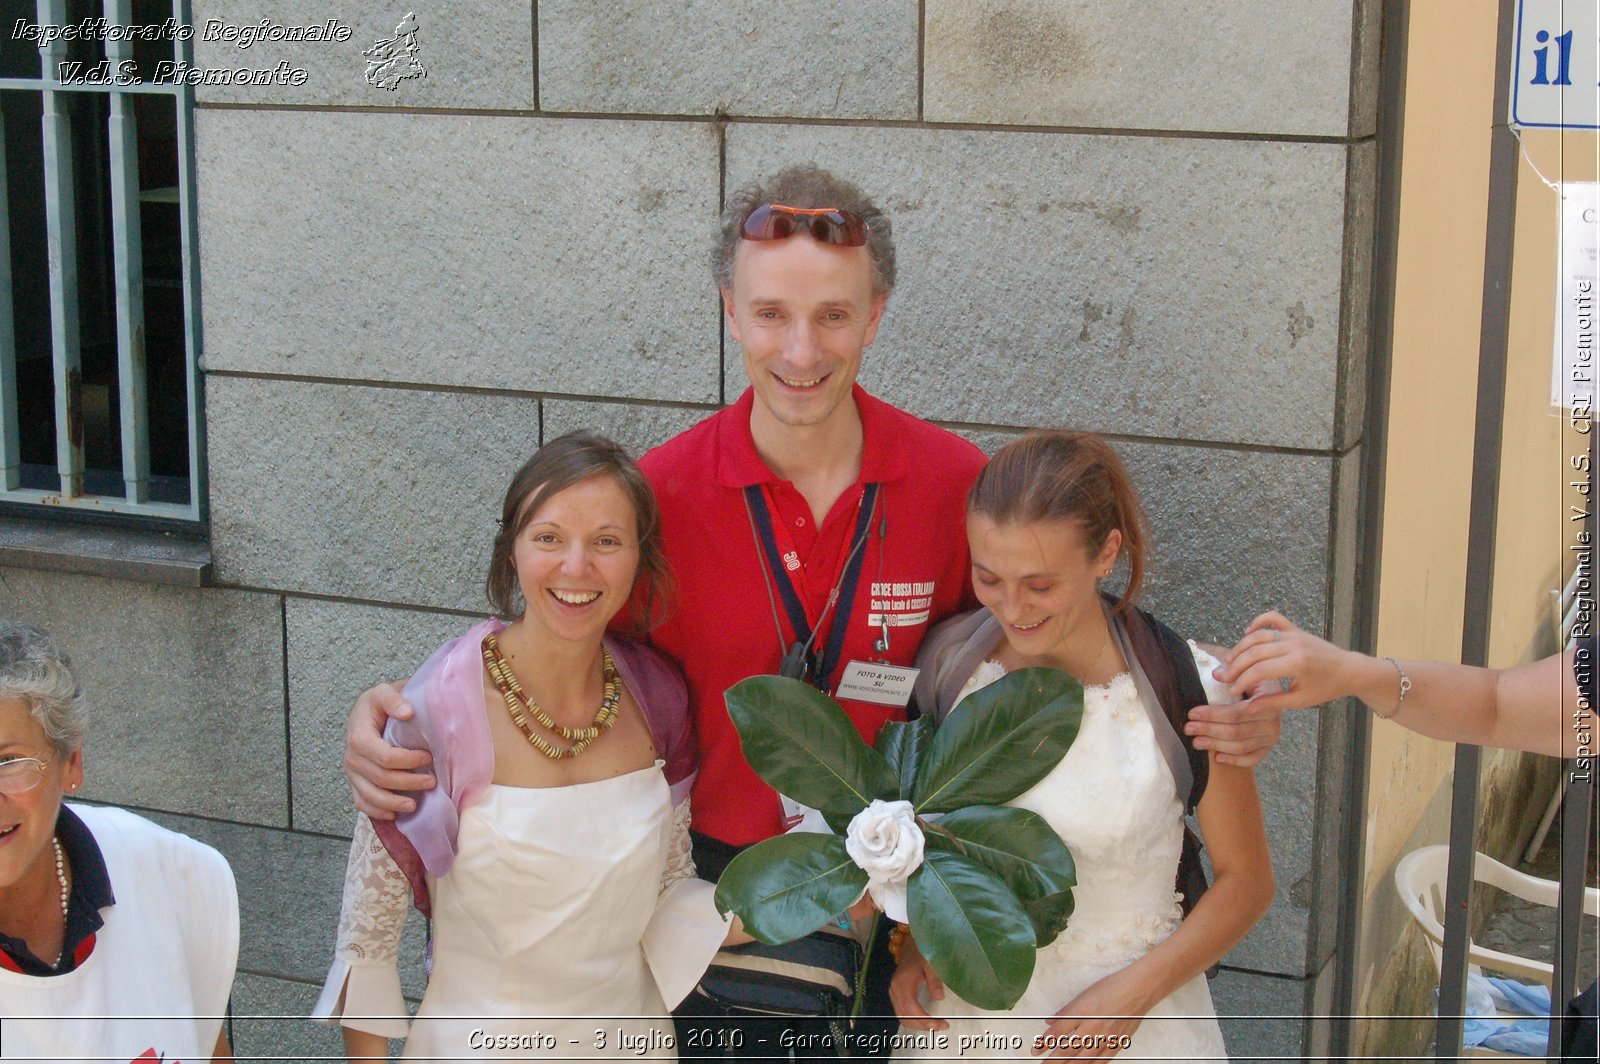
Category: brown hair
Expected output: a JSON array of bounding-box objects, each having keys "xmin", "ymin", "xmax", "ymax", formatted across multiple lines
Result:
[
  {"xmin": 713, "ymin": 163, "xmax": 896, "ymax": 295},
  {"xmin": 968, "ymin": 430, "xmax": 1149, "ymax": 613},
  {"xmin": 485, "ymin": 431, "xmax": 672, "ymax": 631}
]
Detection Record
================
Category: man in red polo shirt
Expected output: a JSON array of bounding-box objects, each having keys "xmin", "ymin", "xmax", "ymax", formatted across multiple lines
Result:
[{"xmin": 641, "ymin": 167, "xmax": 986, "ymax": 854}]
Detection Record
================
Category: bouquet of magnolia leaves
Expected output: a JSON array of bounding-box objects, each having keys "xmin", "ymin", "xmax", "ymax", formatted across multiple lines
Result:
[{"xmin": 714, "ymin": 668, "xmax": 1084, "ymax": 1010}]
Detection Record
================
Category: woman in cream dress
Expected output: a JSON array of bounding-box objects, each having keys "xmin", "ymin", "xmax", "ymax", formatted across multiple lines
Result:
[
  {"xmin": 313, "ymin": 433, "xmax": 740, "ymax": 1059},
  {"xmin": 891, "ymin": 431, "xmax": 1275, "ymax": 1062}
]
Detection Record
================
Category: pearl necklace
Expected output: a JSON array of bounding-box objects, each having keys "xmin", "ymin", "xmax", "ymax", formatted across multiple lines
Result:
[{"xmin": 53, "ymin": 836, "xmax": 68, "ymax": 917}]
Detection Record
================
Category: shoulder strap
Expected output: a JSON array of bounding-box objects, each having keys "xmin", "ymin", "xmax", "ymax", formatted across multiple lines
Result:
[
  {"xmin": 1112, "ymin": 596, "xmax": 1209, "ymax": 812},
  {"xmin": 1109, "ymin": 595, "xmax": 1216, "ymax": 936}
]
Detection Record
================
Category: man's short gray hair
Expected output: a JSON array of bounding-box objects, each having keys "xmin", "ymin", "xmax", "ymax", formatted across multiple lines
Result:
[
  {"xmin": 0, "ymin": 620, "xmax": 85, "ymax": 755},
  {"xmin": 713, "ymin": 163, "xmax": 897, "ymax": 295}
]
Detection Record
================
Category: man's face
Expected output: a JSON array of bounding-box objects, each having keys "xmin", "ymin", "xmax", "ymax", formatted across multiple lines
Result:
[{"xmin": 722, "ymin": 235, "xmax": 887, "ymax": 431}]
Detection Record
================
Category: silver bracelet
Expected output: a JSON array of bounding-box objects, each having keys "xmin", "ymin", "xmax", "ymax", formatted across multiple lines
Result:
[{"xmin": 1374, "ymin": 657, "xmax": 1411, "ymax": 719}]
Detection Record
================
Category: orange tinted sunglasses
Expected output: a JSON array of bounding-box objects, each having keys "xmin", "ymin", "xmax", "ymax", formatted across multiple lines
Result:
[{"xmin": 739, "ymin": 203, "xmax": 867, "ymax": 247}]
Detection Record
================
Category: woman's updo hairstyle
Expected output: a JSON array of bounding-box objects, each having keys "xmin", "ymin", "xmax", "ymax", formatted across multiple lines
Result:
[
  {"xmin": 968, "ymin": 430, "xmax": 1149, "ymax": 613},
  {"xmin": 485, "ymin": 431, "xmax": 672, "ymax": 630}
]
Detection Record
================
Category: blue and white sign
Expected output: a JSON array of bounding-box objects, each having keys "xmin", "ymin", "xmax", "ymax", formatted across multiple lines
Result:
[{"xmin": 1511, "ymin": 0, "xmax": 1598, "ymax": 130}]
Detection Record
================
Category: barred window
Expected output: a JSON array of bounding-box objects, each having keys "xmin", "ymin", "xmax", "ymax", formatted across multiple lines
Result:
[{"xmin": 1, "ymin": 0, "xmax": 202, "ymax": 521}]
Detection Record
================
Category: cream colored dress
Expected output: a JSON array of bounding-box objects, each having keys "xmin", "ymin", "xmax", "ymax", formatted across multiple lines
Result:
[
  {"xmin": 314, "ymin": 762, "xmax": 723, "ymax": 1060},
  {"xmin": 895, "ymin": 645, "xmax": 1231, "ymax": 1063}
]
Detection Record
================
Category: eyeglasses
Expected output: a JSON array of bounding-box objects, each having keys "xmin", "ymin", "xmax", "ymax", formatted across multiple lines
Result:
[
  {"xmin": 739, "ymin": 203, "xmax": 867, "ymax": 248},
  {"xmin": 0, "ymin": 755, "xmax": 54, "ymax": 795}
]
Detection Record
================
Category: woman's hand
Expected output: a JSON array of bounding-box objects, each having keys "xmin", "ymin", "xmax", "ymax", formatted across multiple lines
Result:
[
  {"xmin": 888, "ymin": 933, "xmax": 948, "ymax": 1031},
  {"xmin": 1209, "ymin": 611, "xmax": 1369, "ymax": 712},
  {"xmin": 1031, "ymin": 968, "xmax": 1148, "ymax": 1059},
  {"xmin": 344, "ymin": 680, "xmax": 433, "ymax": 819}
]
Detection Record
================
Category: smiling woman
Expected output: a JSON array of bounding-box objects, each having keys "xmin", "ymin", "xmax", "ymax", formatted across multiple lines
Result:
[
  {"xmin": 313, "ymin": 431, "xmax": 742, "ymax": 1060},
  {"xmin": 890, "ymin": 431, "xmax": 1273, "ymax": 1062},
  {"xmin": 0, "ymin": 620, "xmax": 238, "ymax": 1062}
]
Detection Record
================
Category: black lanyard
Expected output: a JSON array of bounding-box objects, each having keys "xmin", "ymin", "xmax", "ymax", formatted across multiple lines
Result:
[{"xmin": 743, "ymin": 482, "xmax": 881, "ymax": 693}]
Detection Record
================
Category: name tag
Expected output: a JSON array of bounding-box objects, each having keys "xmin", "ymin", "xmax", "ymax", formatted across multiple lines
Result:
[{"xmin": 835, "ymin": 660, "xmax": 921, "ymax": 707}]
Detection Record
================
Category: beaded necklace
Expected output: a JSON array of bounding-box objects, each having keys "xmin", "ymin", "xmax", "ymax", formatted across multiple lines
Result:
[{"xmin": 482, "ymin": 634, "xmax": 621, "ymax": 759}]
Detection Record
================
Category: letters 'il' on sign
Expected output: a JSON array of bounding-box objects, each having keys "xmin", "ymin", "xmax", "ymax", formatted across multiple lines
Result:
[{"xmin": 1511, "ymin": 0, "xmax": 1599, "ymax": 130}]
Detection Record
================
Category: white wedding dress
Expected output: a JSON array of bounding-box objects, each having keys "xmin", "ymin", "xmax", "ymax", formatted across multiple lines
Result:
[
  {"xmin": 314, "ymin": 763, "xmax": 723, "ymax": 1061},
  {"xmin": 895, "ymin": 646, "xmax": 1230, "ymax": 1062}
]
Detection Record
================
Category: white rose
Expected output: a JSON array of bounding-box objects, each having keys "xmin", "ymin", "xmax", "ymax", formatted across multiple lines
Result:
[{"xmin": 844, "ymin": 799, "xmax": 925, "ymax": 923}]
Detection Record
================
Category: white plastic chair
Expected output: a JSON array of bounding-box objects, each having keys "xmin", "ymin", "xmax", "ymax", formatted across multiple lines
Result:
[{"xmin": 1394, "ymin": 844, "xmax": 1600, "ymax": 1058}]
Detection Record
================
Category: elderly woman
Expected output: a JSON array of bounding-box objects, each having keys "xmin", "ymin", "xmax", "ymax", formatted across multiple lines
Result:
[{"xmin": 0, "ymin": 620, "xmax": 238, "ymax": 1061}]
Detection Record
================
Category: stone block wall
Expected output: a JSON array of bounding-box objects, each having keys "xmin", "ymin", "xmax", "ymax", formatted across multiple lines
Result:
[{"xmin": 11, "ymin": 3, "xmax": 1382, "ymax": 1059}]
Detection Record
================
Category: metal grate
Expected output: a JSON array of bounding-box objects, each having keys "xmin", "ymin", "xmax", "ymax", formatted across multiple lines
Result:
[{"xmin": 0, "ymin": 0, "xmax": 202, "ymax": 521}]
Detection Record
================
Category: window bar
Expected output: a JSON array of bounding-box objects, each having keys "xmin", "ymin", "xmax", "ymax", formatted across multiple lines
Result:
[
  {"xmin": 38, "ymin": 0, "xmax": 83, "ymax": 499},
  {"xmin": 1436, "ymin": 0, "xmax": 1519, "ymax": 1055},
  {"xmin": 104, "ymin": 0, "xmax": 150, "ymax": 504},
  {"xmin": 174, "ymin": 0, "xmax": 203, "ymax": 519},
  {"xmin": 0, "ymin": 102, "xmax": 19, "ymax": 492},
  {"xmin": 1550, "ymin": 426, "xmax": 1600, "ymax": 1054}
]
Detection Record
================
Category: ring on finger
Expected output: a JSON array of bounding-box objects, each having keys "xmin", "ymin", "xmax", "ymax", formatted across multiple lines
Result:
[{"xmin": 1279, "ymin": 676, "xmax": 1292, "ymax": 693}]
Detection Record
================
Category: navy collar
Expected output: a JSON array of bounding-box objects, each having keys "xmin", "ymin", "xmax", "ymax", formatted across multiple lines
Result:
[{"xmin": 0, "ymin": 803, "xmax": 114, "ymax": 975}]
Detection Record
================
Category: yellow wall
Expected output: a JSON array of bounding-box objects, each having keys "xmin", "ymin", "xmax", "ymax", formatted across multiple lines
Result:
[
  {"xmin": 1355, "ymin": 1, "xmax": 1597, "ymax": 1055},
  {"xmin": 1366, "ymin": 0, "xmax": 1493, "ymax": 891}
]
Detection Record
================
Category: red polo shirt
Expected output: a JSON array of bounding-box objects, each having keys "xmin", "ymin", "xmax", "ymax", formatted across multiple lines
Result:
[{"xmin": 639, "ymin": 385, "xmax": 986, "ymax": 845}]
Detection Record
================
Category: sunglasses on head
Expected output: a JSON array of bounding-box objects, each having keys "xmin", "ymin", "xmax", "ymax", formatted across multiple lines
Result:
[{"xmin": 739, "ymin": 203, "xmax": 867, "ymax": 247}]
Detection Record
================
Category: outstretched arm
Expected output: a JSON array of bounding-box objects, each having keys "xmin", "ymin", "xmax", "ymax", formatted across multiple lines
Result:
[
  {"xmin": 1211, "ymin": 611, "xmax": 1592, "ymax": 758},
  {"xmin": 344, "ymin": 680, "xmax": 435, "ymax": 818}
]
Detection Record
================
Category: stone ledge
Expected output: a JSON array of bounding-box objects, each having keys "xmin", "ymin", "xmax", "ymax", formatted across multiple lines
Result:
[{"xmin": 0, "ymin": 515, "xmax": 212, "ymax": 587}]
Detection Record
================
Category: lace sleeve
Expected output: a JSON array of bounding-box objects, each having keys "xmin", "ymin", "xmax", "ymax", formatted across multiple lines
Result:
[
  {"xmin": 310, "ymin": 816, "xmax": 412, "ymax": 1036},
  {"xmin": 336, "ymin": 814, "xmax": 411, "ymax": 963},
  {"xmin": 659, "ymin": 798, "xmax": 697, "ymax": 896}
]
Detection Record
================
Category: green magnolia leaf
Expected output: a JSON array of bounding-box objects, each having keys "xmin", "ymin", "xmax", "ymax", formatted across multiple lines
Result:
[
  {"xmin": 911, "ymin": 668, "xmax": 1083, "ymax": 814},
  {"xmin": 876, "ymin": 716, "xmax": 934, "ymax": 801},
  {"xmin": 1022, "ymin": 888, "xmax": 1076, "ymax": 947},
  {"xmin": 726, "ymin": 676, "xmax": 899, "ymax": 816},
  {"xmin": 714, "ymin": 833, "xmax": 868, "ymax": 945},
  {"xmin": 921, "ymin": 806, "xmax": 1076, "ymax": 901},
  {"xmin": 906, "ymin": 850, "xmax": 1037, "ymax": 1011}
]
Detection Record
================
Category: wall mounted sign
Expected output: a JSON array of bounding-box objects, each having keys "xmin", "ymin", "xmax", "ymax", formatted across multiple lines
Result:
[{"xmin": 1512, "ymin": 0, "xmax": 1599, "ymax": 130}]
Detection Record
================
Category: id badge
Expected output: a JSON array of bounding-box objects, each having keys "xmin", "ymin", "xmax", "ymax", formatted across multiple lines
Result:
[{"xmin": 835, "ymin": 660, "xmax": 920, "ymax": 707}]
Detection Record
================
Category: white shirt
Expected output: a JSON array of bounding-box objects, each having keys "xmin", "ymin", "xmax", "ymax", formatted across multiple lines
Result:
[{"xmin": 0, "ymin": 804, "xmax": 239, "ymax": 1061}]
